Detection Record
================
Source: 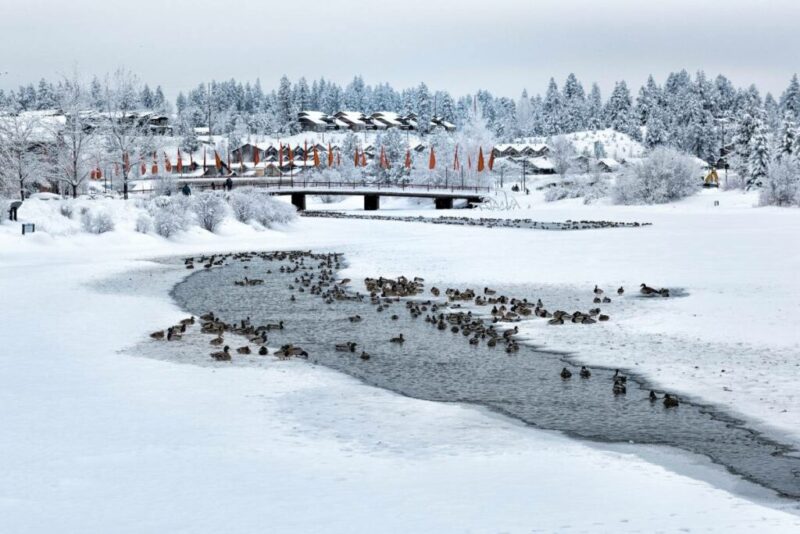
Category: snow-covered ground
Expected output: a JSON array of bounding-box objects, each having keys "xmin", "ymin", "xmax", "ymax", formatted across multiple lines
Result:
[{"xmin": 2, "ymin": 186, "xmax": 800, "ymax": 532}]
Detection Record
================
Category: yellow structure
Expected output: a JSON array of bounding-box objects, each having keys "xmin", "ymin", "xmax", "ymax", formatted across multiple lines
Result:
[{"xmin": 704, "ymin": 168, "xmax": 719, "ymax": 187}]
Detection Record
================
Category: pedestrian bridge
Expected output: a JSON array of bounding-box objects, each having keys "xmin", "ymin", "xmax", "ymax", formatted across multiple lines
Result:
[{"xmin": 177, "ymin": 178, "xmax": 490, "ymax": 210}]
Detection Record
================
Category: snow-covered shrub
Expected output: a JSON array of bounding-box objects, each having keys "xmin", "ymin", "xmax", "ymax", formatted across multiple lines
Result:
[
  {"xmin": 135, "ymin": 212, "xmax": 153, "ymax": 233},
  {"xmin": 543, "ymin": 175, "xmax": 609, "ymax": 203},
  {"xmin": 759, "ymin": 159, "xmax": 800, "ymax": 207},
  {"xmin": 80, "ymin": 207, "xmax": 115, "ymax": 234},
  {"xmin": 192, "ymin": 191, "xmax": 227, "ymax": 232},
  {"xmin": 59, "ymin": 201, "xmax": 75, "ymax": 219},
  {"xmin": 253, "ymin": 195, "xmax": 297, "ymax": 228},
  {"xmin": 151, "ymin": 174, "xmax": 178, "ymax": 197},
  {"xmin": 316, "ymin": 169, "xmax": 345, "ymax": 203},
  {"xmin": 227, "ymin": 187, "xmax": 259, "ymax": 222},
  {"xmin": 148, "ymin": 195, "xmax": 192, "ymax": 238},
  {"xmin": 612, "ymin": 147, "xmax": 700, "ymax": 204}
]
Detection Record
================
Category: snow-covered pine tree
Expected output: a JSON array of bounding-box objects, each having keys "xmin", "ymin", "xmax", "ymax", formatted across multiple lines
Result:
[
  {"xmin": 344, "ymin": 75, "xmax": 366, "ymax": 111},
  {"xmin": 636, "ymin": 75, "xmax": 660, "ymax": 125},
  {"xmin": 516, "ymin": 89, "xmax": 532, "ymax": 136},
  {"xmin": 276, "ymin": 75, "xmax": 296, "ymax": 134},
  {"xmin": 775, "ymin": 114, "xmax": 797, "ymax": 162},
  {"xmin": 415, "ymin": 82, "xmax": 433, "ymax": 135},
  {"xmin": 605, "ymin": 81, "xmax": 639, "ymax": 140},
  {"xmin": 586, "ymin": 83, "xmax": 604, "ymax": 131},
  {"xmin": 747, "ymin": 115, "xmax": 770, "ymax": 189},
  {"xmin": 645, "ymin": 108, "xmax": 669, "ymax": 148},
  {"xmin": 779, "ymin": 74, "xmax": 800, "ymax": 122},
  {"xmin": 562, "ymin": 73, "xmax": 586, "ymax": 133},
  {"xmin": 140, "ymin": 84, "xmax": 154, "ymax": 109},
  {"xmin": 542, "ymin": 78, "xmax": 564, "ymax": 135}
]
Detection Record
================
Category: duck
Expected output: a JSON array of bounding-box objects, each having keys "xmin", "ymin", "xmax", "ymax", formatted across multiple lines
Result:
[
  {"xmin": 431, "ymin": 287, "xmax": 440, "ymax": 296},
  {"xmin": 265, "ymin": 321, "xmax": 284, "ymax": 330},
  {"xmin": 649, "ymin": 390, "xmax": 658, "ymax": 402},
  {"xmin": 150, "ymin": 330, "xmax": 165, "ymax": 340},
  {"xmin": 211, "ymin": 346, "xmax": 231, "ymax": 361},
  {"xmin": 612, "ymin": 369, "xmax": 627, "ymax": 384},
  {"xmin": 360, "ymin": 351, "xmax": 371, "ymax": 360},
  {"xmin": 598, "ymin": 314, "xmax": 610, "ymax": 321},
  {"xmin": 335, "ymin": 342, "xmax": 357, "ymax": 352},
  {"xmin": 348, "ymin": 315, "xmax": 362, "ymax": 323},
  {"xmin": 617, "ymin": 286, "xmax": 624, "ymax": 296},
  {"xmin": 602, "ymin": 296, "xmax": 611, "ymax": 303},
  {"xmin": 484, "ymin": 287, "xmax": 496, "ymax": 295},
  {"xmin": 640, "ymin": 283, "xmax": 658, "ymax": 295},
  {"xmin": 390, "ymin": 334, "xmax": 405, "ymax": 343},
  {"xmin": 663, "ymin": 394, "xmax": 679, "ymax": 408},
  {"xmin": 613, "ymin": 380, "xmax": 627, "ymax": 395},
  {"xmin": 258, "ymin": 346, "xmax": 269, "ymax": 356},
  {"xmin": 179, "ymin": 316, "xmax": 195, "ymax": 326},
  {"xmin": 593, "ymin": 285, "xmax": 604, "ymax": 295},
  {"xmin": 560, "ymin": 367, "xmax": 572, "ymax": 379},
  {"xmin": 209, "ymin": 335, "xmax": 224, "ymax": 346},
  {"xmin": 236, "ymin": 346, "xmax": 251, "ymax": 355},
  {"xmin": 593, "ymin": 297, "xmax": 602, "ymax": 304},
  {"xmin": 391, "ymin": 314, "xmax": 399, "ymax": 320},
  {"xmin": 166, "ymin": 327, "xmax": 182, "ymax": 341},
  {"xmin": 469, "ymin": 337, "xmax": 479, "ymax": 345},
  {"xmin": 579, "ymin": 366, "xmax": 591, "ymax": 378}
]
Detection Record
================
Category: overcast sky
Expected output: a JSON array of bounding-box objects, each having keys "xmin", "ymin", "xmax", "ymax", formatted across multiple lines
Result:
[{"xmin": 2, "ymin": 0, "xmax": 798, "ymax": 100}]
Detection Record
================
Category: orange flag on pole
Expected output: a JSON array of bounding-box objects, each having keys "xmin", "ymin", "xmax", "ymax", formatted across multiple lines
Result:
[
  {"xmin": 214, "ymin": 150, "xmax": 222, "ymax": 171},
  {"xmin": 313, "ymin": 145, "xmax": 320, "ymax": 167},
  {"xmin": 477, "ymin": 146, "xmax": 485, "ymax": 172},
  {"xmin": 279, "ymin": 143, "xmax": 284, "ymax": 168},
  {"xmin": 488, "ymin": 148, "xmax": 495, "ymax": 171},
  {"xmin": 253, "ymin": 146, "xmax": 260, "ymax": 166},
  {"xmin": 360, "ymin": 150, "xmax": 367, "ymax": 167},
  {"xmin": 164, "ymin": 152, "xmax": 172, "ymax": 173},
  {"xmin": 140, "ymin": 159, "xmax": 146, "ymax": 176},
  {"xmin": 429, "ymin": 146, "xmax": 436, "ymax": 170},
  {"xmin": 177, "ymin": 149, "xmax": 183, "ymax": 175},
  {"xmin": 468, "ymin": 154, "xmax": 472, "ymax": 171},
  {"xmin": 152, "ymin": 152, "xmax": 158, "ymax": 175},
  {"xmin": 354, "ymin": 147, "xmax": 360, "ymax": 167},
  {"xmin": 380, "ymin": 146, "xmax": 388, "ymax": 169},
  {"xmin": 327, "ymin": 143, "xmax": 333, "ymax": 167},
  {"xmin": 453, "ymin": 144, "xmax": 460, "ymax": 171},
  {"xmin": 405, "ymin": 149, "xmax": 412, "ymax": 169}
]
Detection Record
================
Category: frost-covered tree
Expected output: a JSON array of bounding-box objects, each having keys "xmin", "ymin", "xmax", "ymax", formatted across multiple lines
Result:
[
  {"xmin": 101, "ymin": 68, "xmax": 150, "ymax": 199},
  {"xmin": 415, "ymin": 82, "xmax": 433, "ymax": 135},
  {"xmin": 779, "ymin": 74, "xmax": 800, "ymax": 122},
  {"xmin": 0, "ymin": 112, "xmax": 47, "ymax": 200},
  {"xmin": 344, "ymin": 75, "xmax": 366, "ymax": 111},
  {"xmin": 645, "ymin": 108, "xmax": 669, "ymax": 148},
  {"xmin": 605, "ymin": 81, "xmax": 639, "ymax": 139},
  {"xmin": 636, "ymin": 75, "xmax": 661, "ymax": 125},
  {"xmin": 612, "ymin": 147, "xmax": 701, "ymax": 204},
  {"xmin": 775, "ymin": 114, "xmax": 797, "ymax": 162},
  {"xmin": 562, "ymin": 73, "xmax": 586, "ymax": 132},
  {"xmin": 542, "ymin": 78, "xmax": 564, "ymax": 135},
  {"xmin": 747, "ymin": 118, "xmax": 770, "ymax": 189},
  {"xmin": 586, "ymin": 83, "xmax": 604, "ymax": 130},
  {"xmin": 759, "ymin": 158, "xmax": 800, "ymax": 206},
  {"xmin": 52, "ymin": 74, "xmax": 97, "ymax": 198},
  {"xmin": 549, "ymin": 136, "xmax": 577, "ymax": 177},
  {"xmin": 276, "ymin": 75, "xmax": 297, "ymax": 134},
  {"xmin": 192, "ymin": 191, "xmax": 227, "ymax": 232}
]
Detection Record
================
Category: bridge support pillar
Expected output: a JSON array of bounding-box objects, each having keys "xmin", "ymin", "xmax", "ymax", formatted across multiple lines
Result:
[
  {"xmin": 291, "ymin": 193, "xmax": 306, "ymax": 211},
  {"xmin": 364, "ymin": 194, "xmax": 380, "ymax": 211},
  {"xmin": 434, "ymin": 197, "xmax": 453, "ymax": 210}
]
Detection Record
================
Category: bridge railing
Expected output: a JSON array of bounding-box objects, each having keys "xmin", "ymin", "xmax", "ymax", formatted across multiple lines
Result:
[{"xmin": 127, "ymin": 178, "xmax": 492, "ymax": 196}]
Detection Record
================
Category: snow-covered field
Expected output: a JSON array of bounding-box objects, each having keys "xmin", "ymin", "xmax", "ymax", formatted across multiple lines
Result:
[{"xmin": 2, "ymin": 186, "xmax": 800, "ymax": 532}]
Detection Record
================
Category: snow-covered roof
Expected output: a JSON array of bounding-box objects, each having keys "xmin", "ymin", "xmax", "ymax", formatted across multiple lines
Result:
[
  {"xmin": 597, "ymin": 158, "xmax": 620, "ymax": 170},
  {"xmin": 529, "ymin": 157, "xmax": 554, "ymax": 170}
]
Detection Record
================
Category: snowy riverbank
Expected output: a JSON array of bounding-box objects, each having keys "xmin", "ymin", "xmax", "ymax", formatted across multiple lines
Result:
[{"xmin": 2, "ymin": 189, "xmax": 800, "ymax": 532}]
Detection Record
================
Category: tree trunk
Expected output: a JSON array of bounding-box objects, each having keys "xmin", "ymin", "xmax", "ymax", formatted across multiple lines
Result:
[
  {"xmin": 72, "ymin": 184, "xmax": 78, "ymax": 198},
  {"xmin": 123, "ymin": 179, "xmax": 128, "ymax": 200}
]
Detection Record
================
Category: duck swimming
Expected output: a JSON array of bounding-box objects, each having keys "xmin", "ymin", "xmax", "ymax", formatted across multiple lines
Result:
[
  {"xmin": 613, "ymin": 380, "xmax": 627, "ymax": 395},
  {"xmin": 390, "ymin": 334, "xmax": 405, "ymax": 343},
  {"xmin": 258, "ymin": 346, "xmax": 268, "ymax": 356},
  {"xmin": 649, "ymin": 390, "xmax": 658, "ymax": 402},
  {"xmin": 579, "ymin": 366, "xmax": 591, "ymax": 378},
  {"xmin": 236, "ymin": 346, "xmax": 251, "ymax": 355},
  {"xmin": 560, "ymin": 367, "xmax": 572, "ymax": 379},
  {"xmin": 335, "ymin": 342, "xmax": 357, "ymax": 352},
  {"xmin": 663, "ymin": 394, "xmax": 679, "ymax": 408}
]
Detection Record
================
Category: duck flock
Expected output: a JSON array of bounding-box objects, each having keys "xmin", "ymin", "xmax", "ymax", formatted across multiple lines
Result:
[
  {"xmin": 302, "ymin": 211, "xmax": 652, "ymax": 231},
  {"xmin": 151, "ymin": 249, "xmax": 679, "ymax": 406}
]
